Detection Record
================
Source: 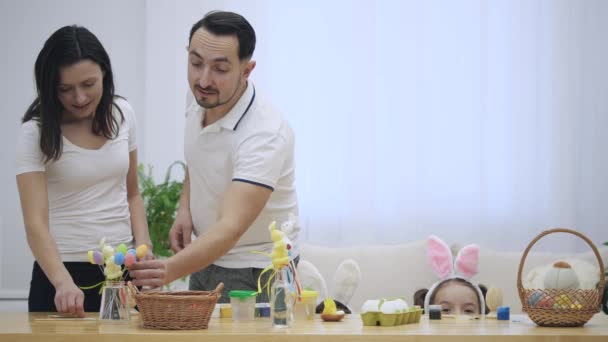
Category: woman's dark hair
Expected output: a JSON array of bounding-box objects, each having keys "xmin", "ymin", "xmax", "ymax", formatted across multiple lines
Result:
[
  {"xmin": 413, "ymin": 279, "xmax": 490, "ymax": 314},
  {"xmin": 23, "ymin": 25, "xmax": 123, "ymax": 162},
  {"xmin": 189, "ymin": 10, "xmax": 256, "ymax": 60}
]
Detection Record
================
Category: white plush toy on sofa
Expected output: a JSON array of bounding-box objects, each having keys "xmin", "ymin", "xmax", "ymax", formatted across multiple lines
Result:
[
  {"xmin": 297, "ymin": 258, "xmax": 361, "ymax": 313},
  {"xmin": 524, "ymin": 258, "xmax": 599, "ymax": 290}
]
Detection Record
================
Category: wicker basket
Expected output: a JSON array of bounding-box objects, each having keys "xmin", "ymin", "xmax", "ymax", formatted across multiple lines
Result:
[
  {"xmin": 517, "ymin": 228, "xmax": 605, "ymax": 327},
  {"xmin": 128, "ymin": 282, "xmax": 223, "ymax": 330}
]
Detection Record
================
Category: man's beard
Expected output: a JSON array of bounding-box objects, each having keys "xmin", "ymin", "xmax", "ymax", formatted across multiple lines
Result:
[
  {"xmin": 195, "ymin": 87, "xmax": 223, "ymax": 108},
  {"xmin": 194, "ymin": 80, "xmax": 243, "ymax": 109},
  {"xmin": 196, "ymin": 95, "xmax": 223, "ymax": 109}
]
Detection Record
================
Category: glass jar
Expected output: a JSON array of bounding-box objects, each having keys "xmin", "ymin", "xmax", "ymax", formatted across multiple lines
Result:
[
  {"xmin": 99, "ymin": 280, "xmax": 130, "ymax": 321},
  {"xmin": 270, "ymin": 268, "xmax": 294, "ymax": 328}
]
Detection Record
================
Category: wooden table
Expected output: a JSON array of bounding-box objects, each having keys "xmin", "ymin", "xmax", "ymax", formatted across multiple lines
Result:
[{"xmin": 1, "ymin": 312, "xmax": 607, "ymax": 342}]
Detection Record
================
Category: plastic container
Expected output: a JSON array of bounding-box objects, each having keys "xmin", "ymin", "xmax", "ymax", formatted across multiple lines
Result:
[
  {"xmin": 294, "ymin": 290, "xmax": 318, "ymax": 320},
  {"xmin": 255, "ymin": 303, "xmax": 271, "ymax": 317},
  {"xmin": 220, "ymin": 304, "xmax": 232, "ymax": 318},
  {"xmin": 229, "ymin": 290, "xmax": 257, "ymax": 321},
  {"xmin": 429, "ymin": 304, "xmax": 442, "ymax": 320}
]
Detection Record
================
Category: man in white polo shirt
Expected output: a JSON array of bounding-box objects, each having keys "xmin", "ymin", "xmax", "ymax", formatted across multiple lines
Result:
[{"xmin": 130, "ymin": 11, "xmax": 299, "ymax": 301}]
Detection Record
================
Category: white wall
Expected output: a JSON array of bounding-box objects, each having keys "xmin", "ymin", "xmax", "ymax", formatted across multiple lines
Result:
[
  {"xmin": 0, "ymin": 0, "xmax": 146, "ymax": 308},
  {"xmin": 145, "ymin": 0, "xmax": 608, "ymax": 253},
  {"xmin": 143, "ymin": 0, "xmax": 266, "ymax": 181}
]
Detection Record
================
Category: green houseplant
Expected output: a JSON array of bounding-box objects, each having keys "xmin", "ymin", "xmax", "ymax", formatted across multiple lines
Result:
[{"xmin": 138, "ymin": 161, "xmax": 186, "ymax": 258}]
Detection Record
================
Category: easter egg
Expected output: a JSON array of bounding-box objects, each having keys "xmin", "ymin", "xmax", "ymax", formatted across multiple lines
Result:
[
  {"xmin": 553, "ymin": 294, "xmax": 574, "ymax": 309},
  {"xmin": 537, "ymin": 297, "xmax": 554, "ymax": 309},
  {"xmin": 116, "ymin": 243, "xmax": 128, "ymax": 255},
  {"xmin": 136, "ymin": 245, "xmax": 148, "ymax": 259},
  {"xmin": 93, "ymin": 251, "xmax": 104, "ymax": 265},
  {"xmin": 87, "ymin": 251, "xmax": 94, "ymax": 264},
  {"xmin": 486, "ymin": 287, "xmax": 503, "ymax": 312},
  {"xmin": 114, "ymin": 252, "xmax": 125, "ymax": 265},
  {"xmin": 361, "ymin": 300, "xmax": 381, "ymax": 313},
  {"xmin": 127, "ymin": 249, "xmax": 137, "ymax": 256},
  {"xmin": 102, "ymin": 245, "xmax": 114, "ymax": 259},
  {"xmin": 125, "ymin": 253, "xmax": 136, "ymax": 267},
  {"xmin": 527, "ymin": 291, "xmax": 543, "ymax": 307}
]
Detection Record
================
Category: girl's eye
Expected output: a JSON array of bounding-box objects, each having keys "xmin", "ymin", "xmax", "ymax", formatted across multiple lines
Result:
[
  {"xmin": 442, "ymin": 308, "xmax": 450, "ymax": 313},
  {"xmin": 464, "ymin": 309, "xmax": 475, "ymax": 314}
]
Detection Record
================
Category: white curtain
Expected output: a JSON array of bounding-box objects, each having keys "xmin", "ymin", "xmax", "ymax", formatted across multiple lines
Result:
[{"xmin": 144, "ymin": 0, "xmax": 608, "ymax": 252}]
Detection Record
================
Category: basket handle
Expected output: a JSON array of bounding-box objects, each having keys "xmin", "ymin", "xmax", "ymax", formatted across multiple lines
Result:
[
  {"xmin": 517, "ymin": 228, "xmax": 605, "ymax": 295},
  {"xmin": 126, "ymin": 281, "xmax": 140, "ymax": 296},
  {"xmin": 212, "ymin": 282, "xmax": 224, "ymax": 295}
]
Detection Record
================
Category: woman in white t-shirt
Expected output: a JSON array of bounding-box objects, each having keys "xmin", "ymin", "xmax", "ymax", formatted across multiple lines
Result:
[{"xmin": 15, "ymin": 25, "xmax": 152, "ymax": 317}]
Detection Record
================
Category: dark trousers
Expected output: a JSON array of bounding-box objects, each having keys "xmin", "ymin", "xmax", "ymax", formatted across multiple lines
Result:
[
  {"xmin": 189, "ymin": 257, "xmax": 299, "ymax": 304},
  {"xmin": 29, "ymin": 261, "xmax": 109, "ymax": 312}
]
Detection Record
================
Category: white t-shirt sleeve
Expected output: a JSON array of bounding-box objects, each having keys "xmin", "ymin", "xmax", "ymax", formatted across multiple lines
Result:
[
  {"xmin": 232, "ymin": 132, "xmax": 289, "ymax": 191},
  {"xmin": 116, "ymin": 98, "xmax": 137, "ymax": 152},
  {"xmin": 16, "ymin": 120, "xmax": 45, "ymax": 175}
]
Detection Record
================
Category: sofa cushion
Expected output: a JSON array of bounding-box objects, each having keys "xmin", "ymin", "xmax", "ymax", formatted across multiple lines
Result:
[
  {"xmin": 300, "ymin": 241, "xmax": 607, "ymax": 314},
  {"xmin": 300, "ymin": 240, "xmax": 434, "ymax": 311}
]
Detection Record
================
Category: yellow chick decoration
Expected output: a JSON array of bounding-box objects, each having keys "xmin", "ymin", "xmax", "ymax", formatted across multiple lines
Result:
[
  {"xmin": 321, "ymin": 298, "xmax": 345, "ymax": 322},
  {"xmin": 256, "ymin": 220, "xmax": 301, "ymax": 300},
  {"xmin": 323, "ymin": 298, "xmax": 337, "ymax": 314},
  {"xmin": 269, "ymin": 221, "xmax": 290, "ymax": 269}
]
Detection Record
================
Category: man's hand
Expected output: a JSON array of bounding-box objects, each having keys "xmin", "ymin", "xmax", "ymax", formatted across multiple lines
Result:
[
  {"xmin": 54, "ymin": 280, "xmax": 85, "ymax": 317},
  {"xmin": 128, "ymin": 259, "xmax": 170, "ymax": 289},
  {"xmin": 169, "ymin": 209, "xmax": 193, "ymax": 253}
]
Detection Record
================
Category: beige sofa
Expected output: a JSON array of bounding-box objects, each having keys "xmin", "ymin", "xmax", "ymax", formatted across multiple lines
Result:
[{"xmin": 299, "ymin": 240, "xmax": 608, "ymax": 313}]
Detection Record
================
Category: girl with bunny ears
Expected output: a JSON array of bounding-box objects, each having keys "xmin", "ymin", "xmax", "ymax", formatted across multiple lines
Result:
[{"xmin": 413, "ymin": 235, "xmax": 489, "ymax": 316}]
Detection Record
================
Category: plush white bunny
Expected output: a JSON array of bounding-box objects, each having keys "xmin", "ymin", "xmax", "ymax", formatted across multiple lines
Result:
[{"xmin": 297, "ymin": 258, "xmax": 361, "ymax": 313}]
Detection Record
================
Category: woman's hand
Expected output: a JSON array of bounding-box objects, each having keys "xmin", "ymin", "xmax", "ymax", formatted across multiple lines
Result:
[{"xmin": 54, "ymin": 279, "xmax": 85, "ymax": 317}]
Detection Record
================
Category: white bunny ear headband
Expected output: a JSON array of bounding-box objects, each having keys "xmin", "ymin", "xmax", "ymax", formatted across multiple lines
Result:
[{"xmin": 423, "ymin": 235, "xmax": 485, "ymax": 315}]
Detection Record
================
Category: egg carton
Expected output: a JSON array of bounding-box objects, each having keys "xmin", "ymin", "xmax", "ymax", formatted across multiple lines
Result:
[
  {"xmin": 360, "ymin": 299, "xmax": 422, "ymax": 327},
  {"xmin": 361, "ymin": 308, "xmax": 422, "ymax": 326}
]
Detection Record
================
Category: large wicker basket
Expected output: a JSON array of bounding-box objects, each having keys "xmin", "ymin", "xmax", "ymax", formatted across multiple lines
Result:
[
  {"xmin": 517, "ymin": 228, "xmax": 605, "ymax": 327},
  {"xmin": 129, "ymin": 282, "xmax": 223, "ymax": 330}
]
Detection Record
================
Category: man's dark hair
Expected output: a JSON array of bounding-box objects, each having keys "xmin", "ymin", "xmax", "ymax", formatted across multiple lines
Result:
[{"xmin": 189, "ymin": 11, "xmax": 256, "ymax": 60}]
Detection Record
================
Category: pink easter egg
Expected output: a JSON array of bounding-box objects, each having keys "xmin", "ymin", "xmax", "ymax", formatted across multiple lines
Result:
[{"xmin": 125, "ymin": 253, "xmax": 136, "ymax": 267}]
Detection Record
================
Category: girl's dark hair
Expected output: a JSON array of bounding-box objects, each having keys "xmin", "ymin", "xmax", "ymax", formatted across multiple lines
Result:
[
  {"xmin": 189, "ymin": 11, "xmax": 256, "ymax": 60},
  {"xmin": 413, "ymin": 279, "xmax": 490, "ymax": 314},
  {"xmin": 23, "ymin": 25, "xmax": 123, "ymax": 162}
]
